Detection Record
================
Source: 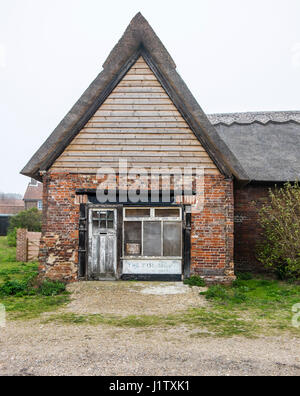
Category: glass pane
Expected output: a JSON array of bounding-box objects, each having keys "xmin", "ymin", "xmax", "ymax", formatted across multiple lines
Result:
[
  {"xmin": 163, "ymin": 222, "xmax": 182, "ymax": 257},
  {"xmin": 125, "ymin": 208, "xmax": 151, "ymax": 218},
  {"xmin": 107, "ymin": 211, "xmax": 114, "ymax": 220},
  {"xmin": 100, "ymin": 212, "xmax": 106, "ymax": 220},
  {"xmin": 143, "ymin": 222, "xmax": 161, "ymax": 257},
  {"xmin": 155, "ymin": 208, "xmax": 180, "ymax": 218},
  {"xmin": 124, "ymin": 221, "xmax": 142, "ymax": 256},
  {"xmin": 92, "ymin": 211, "xmax": 100, "ymax": 220},
  {"xmin": 100, "ymin": 220, "xmax": 106, "ymax": 229},
  {"xmin": 92, "ymin": 220, "xmax": 99, "ymax": 230},
  {"xmin": 107, "ymin": 221, "xmax": 114, "ymax": 229}
]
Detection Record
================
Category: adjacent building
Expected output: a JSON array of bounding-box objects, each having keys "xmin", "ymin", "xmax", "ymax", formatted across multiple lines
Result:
[
  {"xmin": 23, "ymin": 179, "xmax": 43, "ymax": 211},
  {"xmin": 0, "ymin": 197, "xmax": 24, "ymax": 236}
]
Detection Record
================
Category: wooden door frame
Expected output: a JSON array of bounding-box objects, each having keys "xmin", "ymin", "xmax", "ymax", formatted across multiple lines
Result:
[{"xmin": 86, "ymin": 204, "xmax": 123, "ymax": 280}]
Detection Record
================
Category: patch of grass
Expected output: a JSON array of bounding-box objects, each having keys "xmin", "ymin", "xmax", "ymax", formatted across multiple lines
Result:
[
  {"xmin": 236, "ymin": 272, "xmax": 253, "ymax": 281},
  {"xmin": 0, "ymin": 237, "xmax": 39, "ymax": 284},
  {"xmin": 44, "ymin": 307, "xmax": 256, "ymax": 338},
  {"xmin": 0, "ymin": 237, "xmax": 21, "ymax": 265},
  {"xmin": 0, "ymin": 237, "xmax": 70, "ymax": 319},
  {"xmin": 184, "ymin": 276, "xmax": 206, "ymax": 287},
  {"xmin": 2, "ymin": 295, "xmax": 70, "ymax": 320},
  {"xmin": 200, "ymin": 277, "xmax": 300, "ymax": 336}
]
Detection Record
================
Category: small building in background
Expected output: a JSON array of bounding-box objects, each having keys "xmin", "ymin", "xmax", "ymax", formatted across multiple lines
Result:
[
  {"xmin": 0, "ymin": 197, "xmax": 25, "ymax": 236},
  {"xmin": 23, "ymin": 179, "xmax": 43, "ymax": 211}
]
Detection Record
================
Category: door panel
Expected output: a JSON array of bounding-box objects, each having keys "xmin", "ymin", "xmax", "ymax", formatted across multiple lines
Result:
[{"xmin": 88, "ymin": 209, "xmax": 117, "ymax": 280}]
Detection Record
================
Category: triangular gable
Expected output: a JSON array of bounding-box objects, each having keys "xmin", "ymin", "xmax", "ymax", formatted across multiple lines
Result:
[
  {"xmin": 51, "ymin": 56, "xmax": 218, "ymax": 174},
  {"xmin": 21, "ymin": 13, "xmax": 248, "ymax": 182}
]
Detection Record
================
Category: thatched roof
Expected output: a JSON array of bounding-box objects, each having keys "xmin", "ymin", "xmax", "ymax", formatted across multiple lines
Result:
[{"xmin": 209, "ymin": 112, "xmax": 300, "ymax": 182}]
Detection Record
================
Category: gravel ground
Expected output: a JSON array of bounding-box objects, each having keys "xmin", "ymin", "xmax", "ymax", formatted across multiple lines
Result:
[
  {"xmin": 65, "ymin": 281, "xmax": 207, "ymax": 316},
  {"xmin": 1, "ymin": 323, "xmax": 300, "ymax": 376},
  {"xmin": 0, "ymin": 282, "xmax": 299, "ymax": 376}
]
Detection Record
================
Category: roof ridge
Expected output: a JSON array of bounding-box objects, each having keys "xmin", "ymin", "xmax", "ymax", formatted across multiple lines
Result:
[{"xmin": 208, "ymin": 111, "xmax": 300, "ymax": 126}]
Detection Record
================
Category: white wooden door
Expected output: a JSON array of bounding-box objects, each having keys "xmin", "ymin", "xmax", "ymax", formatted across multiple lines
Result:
[{"xmin": 88, "ymin": 209, "xmax": 117, "ymax": 280}]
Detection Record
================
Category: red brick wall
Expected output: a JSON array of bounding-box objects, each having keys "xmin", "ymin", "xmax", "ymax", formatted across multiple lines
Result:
[
  {"xmin": 39, "ymin": 172, "xmax": 234, "ymax": 283},
  {"xmin": 16, "ymin": 229, "xmax": 27, "ymax": 262},
  {"xmin": 234, "ymin": 183, "xmax": 273, "ymax": 273},
  {"xmin": 191, "ymin": 175, "xmax": 234, "ymax": 283}
]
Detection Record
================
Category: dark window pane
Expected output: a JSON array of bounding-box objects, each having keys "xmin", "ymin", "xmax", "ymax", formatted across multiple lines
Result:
[
  {"xmin": 92, "ymin": 220, "xmax": 99, "ymax": 230},
  {"xmin": 100, "ymin": 220, "xmax": 106, "ymax": 229},
  {"xmin": 92, "ymin": 212, "xmax": 100, "ymax": 220},
  {"xmin": 107, "ymin": 221, "xmax": 114, "ymax": 229},
  {"xmin": 163, "ymin": 222, "xmax": 182, "ymax": 257},
  {"xmin": 124, "ymin": 221, "xmax": 142, "ymax": 256},
  {"xmin": 143, "ymin": 222, "xmax": 161, "ymax": 256},
  {"xmin": 107, "ymin": 211, "xmax": 114, "ymax": 220},
  {"xmin": 125, "ymin": 208, "xmax": 151, "ymax": 218},
  {"xmin": 155, "ymin": 209, "xmax": 180, "ymax": 218}
]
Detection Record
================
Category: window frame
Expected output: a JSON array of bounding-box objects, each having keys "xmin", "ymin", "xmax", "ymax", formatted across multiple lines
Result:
[{"xmin": 122, "ymin": 207, "xmax": 182, "ymax": 260}]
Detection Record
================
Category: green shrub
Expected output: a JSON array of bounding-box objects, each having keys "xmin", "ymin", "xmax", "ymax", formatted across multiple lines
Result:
[
  {"xmin": 8, "ymin": 208, "xmax": 42, "ymax": 234},
  {"xmin": 0, "ymin": 276, "xmax": 66, "ymax": 297},
  {"xmin": 0, "ymin": 279, "xmax": 29, "ymax": 296},
  {"xmin": 39, "ymin": 280, "xmax": 66, "ymax": 296},
  {"xmin": 184, "ymin": 276, "xmax": 206, "ymax": 287},
  {"xmin": 236, "ymin": 272, "xmax": 253, "ymax": 281},
  {"xmin": 7, "ymin": 228, "xmax": 17, "ymax": 247},
  {"xmin": 202, "ymin": 285, "xmax": 228, "ymax": 300},
  {"xmin": 201, "ymin": 284, "xmax": 248, "ymax": 304},
  {"xmin": 232, "ymin": 290, "xmax": 248, "ymax": 303},
  {"xmin": 257, "ymin": 182, "xmax": 300, "ymax": 280}
]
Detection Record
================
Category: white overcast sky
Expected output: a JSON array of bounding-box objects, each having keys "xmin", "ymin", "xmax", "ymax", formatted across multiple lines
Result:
[{"xmin": 0, "ymin": 0, "xmax": 300, "ymax": 195}]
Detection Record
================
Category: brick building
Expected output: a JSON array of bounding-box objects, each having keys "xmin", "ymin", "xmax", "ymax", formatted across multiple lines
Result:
[
  {"xmin": 23, "ymin": 179, "xmax": 43, "ymax": 211},
  {"xmin": 0, "ymin": 197, "xmax": 24, "ymax": 236},
  {"xmin": 21, "ymin": 14, "xmax": 300, "ymax": 283}
]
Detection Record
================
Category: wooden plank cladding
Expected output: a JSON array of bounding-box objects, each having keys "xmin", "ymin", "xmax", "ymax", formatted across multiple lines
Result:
[{"xmin": 51, "ymin": 57, "xmax": 219, "ymax": 174}]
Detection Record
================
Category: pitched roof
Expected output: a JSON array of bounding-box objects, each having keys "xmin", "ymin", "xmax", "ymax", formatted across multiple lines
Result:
[
  {"xmin": 0, "ymin": 199, "xmax": 24, "ymax": 215},
  {"xmin": 23, "ymin": 182, "xmax": 43, "ymax": 201},
  {"xmin": 21, "ymin": 13, "xmax": 248, "ymax": 182},
  {"xmin": 208, "ymin": 112, "xmax": 300, "ymax": 182}
]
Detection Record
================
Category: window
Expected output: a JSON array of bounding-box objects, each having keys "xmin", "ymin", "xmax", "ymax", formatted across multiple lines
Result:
[
  {"xmin": 163, "ymin": 222, "xmax": 182, "ymax": 257},
  {"xmin": 92, "ymin": 210, "xmax": 115, "ymax": 229},
  {"xmin": 143, "ymin": 221, "xmax": 161, "ymax": 256},
  {"xmin": 155, "ymin": 208, "xmax": 180, "ymax": 218},
  {"xmin": 37, "ymin": 200, "xmax": 43, "ymax": 210},
  {"xmin": 125, "ymin": 208, "xmax": 151, "ymax": 218},
  {"xmin": 123, "ymin": 207, "xmax": 182, "ymax": 258},
  {"xmin": 124, "ymin": 221, "xmax": 141, "ymax": 256}
]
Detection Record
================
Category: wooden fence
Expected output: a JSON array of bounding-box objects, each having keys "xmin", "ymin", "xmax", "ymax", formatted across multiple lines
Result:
[{"xmin": 16, "ymin": 229, "xmax": 41, "ymax": 262}]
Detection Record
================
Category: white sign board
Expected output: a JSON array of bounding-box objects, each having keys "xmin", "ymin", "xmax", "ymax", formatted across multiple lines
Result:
[{"xmin": 123, "ymin": 260, "xmax": 182, "ymax": 275}]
